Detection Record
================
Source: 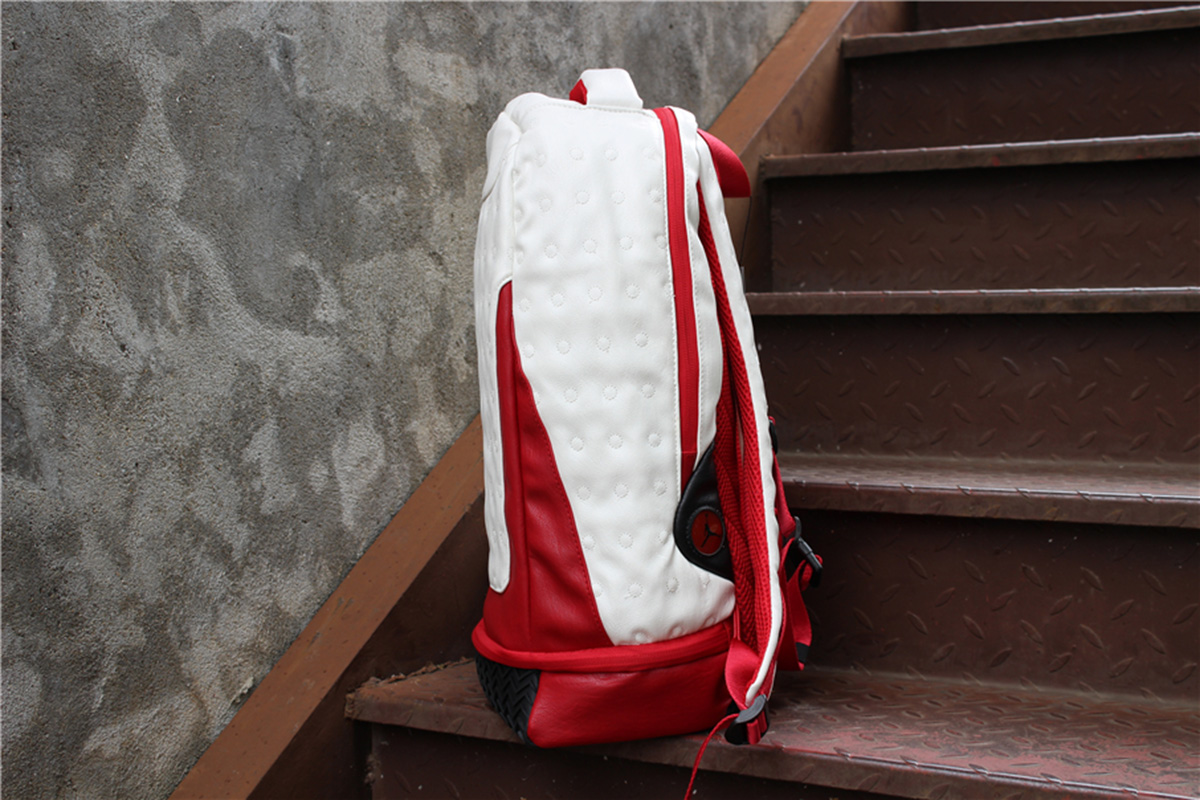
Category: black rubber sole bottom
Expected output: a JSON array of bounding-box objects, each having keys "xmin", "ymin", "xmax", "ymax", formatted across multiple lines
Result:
[{"xmin": 475, "ymin": 655, "xmax": 540, "ymax": 745}]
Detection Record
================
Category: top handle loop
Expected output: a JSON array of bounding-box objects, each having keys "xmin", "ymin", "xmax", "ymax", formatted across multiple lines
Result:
[{"xmin": 569, "ymin": 68, "xmax": 644, "ymax": 109}]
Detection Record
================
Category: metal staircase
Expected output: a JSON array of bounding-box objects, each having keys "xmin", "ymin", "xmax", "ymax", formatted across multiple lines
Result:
[{"xmin": 345, "ymin": 4, "xmax": 1200, "ymax": 798}]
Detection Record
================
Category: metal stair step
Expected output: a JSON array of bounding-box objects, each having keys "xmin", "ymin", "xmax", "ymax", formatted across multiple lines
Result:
[
  {"xmin": 763, "ymin": 135, "xmax": 1200, "ymax": 293},
  {"xmin": 841, "ymin": 7, "xmax": 1200, "ymax": 149},
  {"xmin": 848, "ymin": 6, "xmax": 1200, "ymax": 58},
  {"xmin": 346, "ymin": 661, "xmax": 1200, "ymax": 800},
  {"xmin": 915, "ymin": 1, "xmax": 1197, "ymax": 31},
  {"xmin": 764, "ymin": 134, "xmax": 1200, "ymax": 176},
  {"xmin": 748, "ymin": 288, "xmax": 1200, "ymax": 316},
  {"xmin": 778, "ymin": 452, "xmax": 1199, "ymax": 528}
]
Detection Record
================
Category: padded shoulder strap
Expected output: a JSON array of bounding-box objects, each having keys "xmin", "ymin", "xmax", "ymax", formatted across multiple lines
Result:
[
  {"xmin": 694, "ymin": 182, "xmax": 781, "ymax": 745},
  {"xmin": 698, "ymin": 131, "xmax": 751, "ymax": 199}
]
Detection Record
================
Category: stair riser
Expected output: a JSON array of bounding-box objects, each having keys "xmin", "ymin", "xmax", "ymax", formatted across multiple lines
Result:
[
  {"xmin": 757, "ymin": 313, "xmax": 1200, "ymax": 463},
  {"xmin": 850, "ymin": 27, "xmax": 1200, "ymax": 149},
  {"xmin": 916, "ymin": 2, "xmax": 1194, "ymax": 31},
  {"xmin": 367, "ymin": 727, "xmax": 880, "ymax": 800},
  {"xmin": 800, "ymin": 510, "xmax": 1200, "ymax": 700},
  {"xmin": 769, "ymin": 156, "xmax": 1200, "ymax": 292}
]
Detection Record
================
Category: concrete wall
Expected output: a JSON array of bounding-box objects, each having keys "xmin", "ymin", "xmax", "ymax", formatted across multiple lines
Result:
[{"xmin": 1, "ymin": 2, "xmax": 805, "ymax": 797}]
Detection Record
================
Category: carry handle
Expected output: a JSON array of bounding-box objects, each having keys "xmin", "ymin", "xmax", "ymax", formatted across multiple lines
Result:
[{"xmin": 569, "ymin": 69, "xmax": 644, "ymax": 109}]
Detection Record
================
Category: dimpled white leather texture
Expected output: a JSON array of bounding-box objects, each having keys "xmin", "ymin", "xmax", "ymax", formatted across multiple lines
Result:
[
  {"xmin": 475, "ymin": 82, "xmax": 740, "ymax": 645},
  {"xmin": 475, "ymin": 111, "xmax": 521, "ymax": 593}
]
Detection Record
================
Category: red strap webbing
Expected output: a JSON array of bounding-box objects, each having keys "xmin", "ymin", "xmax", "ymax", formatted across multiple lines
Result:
[
  {"xmin": 772, "ymin": 456, "xmax": 816, "ymax": 673},
  {"xmin": 695, "ymin": 182, "xmax": 777, "ymax": 742}
]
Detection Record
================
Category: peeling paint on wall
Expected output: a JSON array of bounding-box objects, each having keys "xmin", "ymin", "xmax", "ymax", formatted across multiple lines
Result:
[{"xmin": 1, "ymin": 2, "xmax": 806, "ymax": 798}]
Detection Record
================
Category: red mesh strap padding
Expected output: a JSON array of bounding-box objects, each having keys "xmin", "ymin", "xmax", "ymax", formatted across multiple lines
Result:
[{"xmin": 696, "ymin": 184, "xmax": 776, "ymax": 729}]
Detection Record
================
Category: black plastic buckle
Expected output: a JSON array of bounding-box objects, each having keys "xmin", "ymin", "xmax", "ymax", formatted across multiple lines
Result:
[
  {"xmin": 724, "ymin": 694, "xmax": 768, "ymax": 745},
  {"xmin": 783, "ymin": 519, "xmax": 822, "ymax": 588}
]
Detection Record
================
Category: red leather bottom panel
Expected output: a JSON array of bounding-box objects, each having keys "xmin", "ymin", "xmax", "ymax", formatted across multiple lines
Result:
[{"xmin": 525, "ymin": 650, "xmax": 730, "ymax": 747}]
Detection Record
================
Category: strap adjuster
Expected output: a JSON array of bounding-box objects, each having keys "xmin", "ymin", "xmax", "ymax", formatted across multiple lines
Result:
[
  {"xmin": 725, "ymin": 694, "xmax": 769, "ymax": 745},
  {"xmin": 783, "ymin": 519, "xmax": 822, "ymax": 588}
]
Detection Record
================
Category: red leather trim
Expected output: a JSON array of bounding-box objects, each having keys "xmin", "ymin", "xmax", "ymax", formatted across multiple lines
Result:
[
  {"xmin": 654, "ymin": 107, "xmax": 700, "ymax": 487},
  {"xmin": 481, "ymin": 283, "xmax": 611, "ymax": 653},
  {"xmin": 699, "ymin": 130, "xmax": 751, "ymax": 198},
  {"xmin": 783, "ymin": 567, "xmax": 812, "ymax": 670},
  {"xmin": 472, "ymin": 618, "xmax": 731, "ymax": 673},
  {"xmin": 525, "ymin": 651, "xmax": 731, "ymax": 747},
  {"xmin": 569, "ymin": 79, "xmax": 587, "ymax": 105},
  {"xmin": 486, "ymin": 282, "xmax": 532, "ymax": 647}
]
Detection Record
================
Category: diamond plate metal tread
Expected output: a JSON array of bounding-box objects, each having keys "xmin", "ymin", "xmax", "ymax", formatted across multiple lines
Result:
[
  {"xmin": 762, "ymin": 669, "xmax": 1200, "ymax": 800},
  {"xmin": 747, "ymin": 289, "xmax": 1200, "ymax": 316},
  {"xmin": 916, "ymin": 2, "xmax": 1197, "ymax": 31},
  {"xmin": 845, "ymin": 6, "xmax": 1200, "ymax": 58},
  {"xmin": 765, "ymin": 139, "xmax": 1199, "ymax": 293},
  {"xmin": 347, "ymin": 662, "xmax": 1200, "ymax": 800},
  {"xmin": 845, "ymin": 11, "xmax": 1200, "ymax": 149},
  {"xmin": 762, "ymin": 134, "xmax": 1200, "ymax": 177},
  {"xmin": 778, "ymin": 453, "xmax": 1199, "ymax": 528}
]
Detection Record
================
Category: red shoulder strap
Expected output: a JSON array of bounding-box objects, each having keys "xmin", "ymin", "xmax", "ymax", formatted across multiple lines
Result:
[
  {"xmin": 694, "ymin": 183, "xmax": 777, "ymax": 743},
  {"xmin": 699, "ymin": 130, "xmax": 751, "ymax": 198}
]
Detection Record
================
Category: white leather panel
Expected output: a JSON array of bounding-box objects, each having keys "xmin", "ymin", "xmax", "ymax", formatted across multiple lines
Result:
[
  {"xmin": 504, "ymin": 96, "xmax": 733, "ymax": 645},
  {"xmin": 476, "ymin": 111, "xmax": 520, "ymax": 592}
]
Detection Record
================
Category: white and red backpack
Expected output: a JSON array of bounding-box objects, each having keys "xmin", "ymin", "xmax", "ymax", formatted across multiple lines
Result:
[{"xmin": 471, "ymin": 69, "xmax": 820, "ymax": 749}]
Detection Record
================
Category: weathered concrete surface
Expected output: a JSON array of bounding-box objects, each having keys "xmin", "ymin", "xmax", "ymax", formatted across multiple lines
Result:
[{"xmin": 1, "ymin": 2, "xmax": 805, "ymax": 798}]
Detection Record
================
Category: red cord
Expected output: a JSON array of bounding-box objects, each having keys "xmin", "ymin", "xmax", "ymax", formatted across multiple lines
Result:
[{"xmin": 683, "ymin": 712, "xmax": 739, "ymax": 799}]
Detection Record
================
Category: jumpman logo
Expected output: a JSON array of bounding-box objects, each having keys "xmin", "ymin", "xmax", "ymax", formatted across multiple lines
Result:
[{"xmin": 692, "ymin": 509, "xmax": 725, "ymax": 555}]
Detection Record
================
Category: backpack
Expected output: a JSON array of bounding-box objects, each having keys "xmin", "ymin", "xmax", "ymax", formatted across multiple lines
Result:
[{"xmin": 471, "ymin": 68, "xmax": 820, "ymax": 749}]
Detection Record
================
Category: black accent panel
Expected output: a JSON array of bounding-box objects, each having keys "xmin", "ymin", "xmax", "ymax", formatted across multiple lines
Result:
[
  {"xmin": 475, "ymin": 655, "xmax": 540, "ymax": 745},
  {"xmin": 673, "ymin": 444, "xmax": 734, "ymax": 581},
  {"xmin": 795, "ymin": 642, "xmax": 810, "ymax": 666}
]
